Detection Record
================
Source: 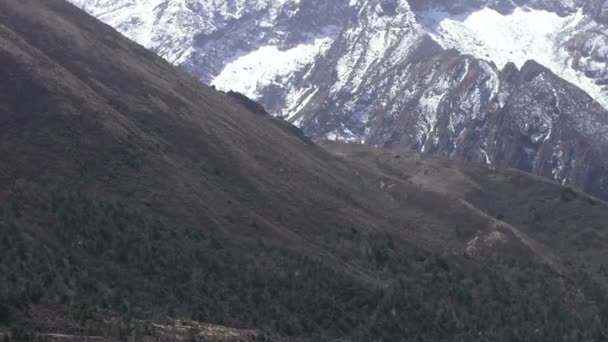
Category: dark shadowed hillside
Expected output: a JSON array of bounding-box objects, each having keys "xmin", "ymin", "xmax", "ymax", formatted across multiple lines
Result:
[{"xmin": 1, "ymin": 0, "xmax": 608, "ymax": 341}]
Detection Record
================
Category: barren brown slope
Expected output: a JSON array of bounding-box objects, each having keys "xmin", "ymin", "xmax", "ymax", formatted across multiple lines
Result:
[
  {"xmin": 1, "ymin": 0, "xmax": 608, "ymax": 340},
  {"xmin": 323, "ymin": 141, "xmax": 608, "ymax": 276}
]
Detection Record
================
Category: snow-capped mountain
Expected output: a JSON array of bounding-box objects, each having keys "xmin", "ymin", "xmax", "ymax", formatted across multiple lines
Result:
[{"xmin": 69, "ymin": 0, "xmax": 608, "ymax": 199}]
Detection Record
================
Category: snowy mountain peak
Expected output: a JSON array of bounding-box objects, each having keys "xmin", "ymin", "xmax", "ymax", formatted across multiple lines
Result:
[{"xmin": 70, "ymin": 0, "xmax": 608, "ymax": 112}]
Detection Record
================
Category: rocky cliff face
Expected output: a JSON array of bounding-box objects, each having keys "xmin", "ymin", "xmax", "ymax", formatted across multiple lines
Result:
[{"xmin": 68, "ymin": 0, "xmax": 608, "ymax": 199}]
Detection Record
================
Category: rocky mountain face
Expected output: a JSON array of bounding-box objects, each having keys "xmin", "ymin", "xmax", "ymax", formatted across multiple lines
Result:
[{"xmin": 68, "ymin": 0, "xmax": 608, "ymax": 199}]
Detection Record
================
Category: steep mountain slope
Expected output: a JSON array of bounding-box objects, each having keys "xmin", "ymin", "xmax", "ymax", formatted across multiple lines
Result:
[
  {"xmin": 67, "ymin": 0, "xmax": 608, "ymax": 201},
  {"xmin": 2, "ymin": 0, "xmax": 608, "ymax": 340},
  {"xmin": 71, "ymin": 0, "xmax": 351, "ymax": 117}
]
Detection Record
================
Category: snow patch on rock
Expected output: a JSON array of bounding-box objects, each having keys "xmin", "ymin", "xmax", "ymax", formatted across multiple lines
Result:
[
  {"xmin": 211, "ymin": 31, "xmax": 336, "ymax": 104},
  {"xmin": 421, "ymin": 7, "xmax": 608, "ymax": 110}
]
